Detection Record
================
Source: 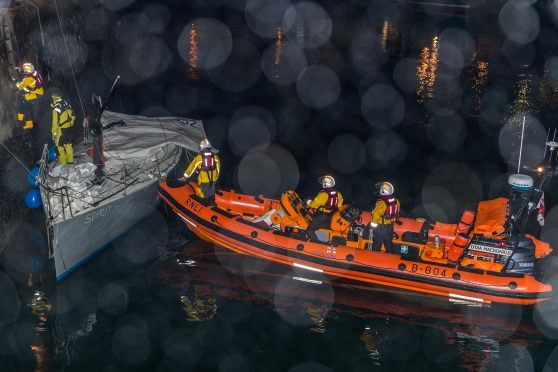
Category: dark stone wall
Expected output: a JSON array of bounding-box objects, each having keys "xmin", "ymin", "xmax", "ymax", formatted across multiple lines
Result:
[{"xmin": 0, "ymin": 6, "xmax": 48, "ymax": 254}]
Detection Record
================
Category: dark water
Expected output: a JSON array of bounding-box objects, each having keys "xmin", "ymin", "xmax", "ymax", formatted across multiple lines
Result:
[{"xmin": 2, "ymin": 0, "xmax": 558, "ymax": 370}]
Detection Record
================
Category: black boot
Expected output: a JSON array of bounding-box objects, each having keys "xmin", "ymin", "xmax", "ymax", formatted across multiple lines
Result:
[{"xmin": 306, "ymin": 229, "xmax": 319, "ymax": 242}]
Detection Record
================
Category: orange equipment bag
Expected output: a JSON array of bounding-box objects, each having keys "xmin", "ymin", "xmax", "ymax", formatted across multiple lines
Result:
[
  {"xmin": 456, "ymin": 210, "xmax": 475, "ymax": 235},
  {"xmin": 472, "ymin": 198, "xmax": 508, "ymax": 237},
  {"xmin": 447, "ymin": 233, "xmax": 469, "ymax": 262}
]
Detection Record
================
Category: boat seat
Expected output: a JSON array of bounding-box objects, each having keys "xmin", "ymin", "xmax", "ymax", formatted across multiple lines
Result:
[
  {"xmin": 401, "ymin": 220, "xmax": 430, "ymax": 244},
  {"xmin": 331, "ymin": 235, "xmax": 346, "ymax": 246},
  {"xmin": 313, "ymin": 230, "xmax": 330, "ymax": 243}
]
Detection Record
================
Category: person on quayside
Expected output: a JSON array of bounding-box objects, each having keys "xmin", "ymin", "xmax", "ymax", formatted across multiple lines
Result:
[
  {"xmin": 370, "ymin": 182, "xmax": 400, "ymax": 253},
  {"xmin": 16, "ymin": 62, "xmax": 44, "ymax": 128},
  {"xmin": 15, "ymin": 62, "xmax": 44, "ymax": 162},
  {"xmin": 183, "ymin": 139, "xmax": 221, "ymax": 202},
  {"xmin": 306, "ymin": 175, "xmax": 343, "ymax": 241},
  {"xmin": 50, "ymin": 91, "xmax": 76, "ymax": 164}
]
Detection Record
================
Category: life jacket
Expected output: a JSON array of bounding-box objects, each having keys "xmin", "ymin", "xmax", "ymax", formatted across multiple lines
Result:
[
  {"xmin": 200, "ymin": 151, "xmax": 216, "ymax": 171},
  {"xmin": 31, "ymin": 71, "xmax": 43, "ymax": 88},
  {"xmin": 381, "ymin": 196, "xmax": 399, "ymax": 221},
  {"xmin": 53, "ymin": 99, "xmax": 75, "ymax": 128},
  {"xmin": 24, "ymin": 71, "xmax": 43, "ymax": 92},
  {"xmin": 322, "ymin": 188, "xmax": 338, "ymax": 212}
]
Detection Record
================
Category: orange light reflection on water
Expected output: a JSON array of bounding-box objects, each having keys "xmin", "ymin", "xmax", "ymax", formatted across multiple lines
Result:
[
  {"xmin": 189, "ymin": 23, "xmax": 200, "ymax": 80},
  {"xmin": 471, "ymin": 57, "xmax": 489, "ymax": 118},
  {"xmin": 416, "ymin": 36, "xmax": 439, "ymax": 104},
  {"xmin": 506, "ymin": 68, "xmax": 535, "ymax": 123},
  {"xmin": 30, "ymin": 345, "xmax": 48, "ymax": 372},
  {"xmin": 273, "ymin": 27, "xmax": 283, "ymax": 79}
]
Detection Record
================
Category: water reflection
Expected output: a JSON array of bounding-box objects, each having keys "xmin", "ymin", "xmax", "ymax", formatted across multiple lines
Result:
[
  {"xmin": 296, "ymin": 24, "xmax": 304, "ymax": 47},
  {"xmin": 188, "ymin": 23, "xmax": 200, "ymax": 81},
  {"xmin": 416, "ymin": 35, "xmax": 439, "ymax": 104},
  {"xmin": 158, "ymin": 241, "xmax": 546, "ymax": 370},
  {"xmin": 471, "ymin": 55, "xmax": 489, "ymax": 118},
  {"xmin": 360, "ymin": 324, "xmax": 384, "ymax": 365},
  {"xmin": 272, "ymin": 27, "xmax": 283, "ymax": 80},
  {"xmin": 306, "ymin": 304, "xmax": 328, "ymax": 333},
  {"xmin": 29, "ymin": 290, "xmax": 52, "ymax": 372},
  {"xmin": 539, "ymin": 62, "xmax": 558, "ymax": 114},
  {"xmin": 180, "ymin": 285, "xmax": 217, "ymax": 322},
  {"xmin": 379, "ymin": 18, "xmax": 400, "ymax": 58},
  {"xmin": 506, "ymin": 67, "xmax": 537, "ymax": 122}
]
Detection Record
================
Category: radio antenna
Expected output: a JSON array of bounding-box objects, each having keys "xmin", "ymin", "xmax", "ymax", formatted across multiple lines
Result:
[{"xmin": 517, "ymin": 115, "xmax": 526, "ymax": 174}]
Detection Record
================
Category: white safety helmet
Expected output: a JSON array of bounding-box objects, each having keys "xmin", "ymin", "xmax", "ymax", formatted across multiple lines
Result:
[
  {"xmin": 199, "ymin": 138, "xmax": 211, "ymax": 151},
  {"xmin": 379, "ymin": 182, "xmax": 394, "ymax": 196},
  {"xmin": 22, "ymin": 62, "xmax": 35, "ymax": 74},
  {"xmin": 318, "ymin": 175, "xmax": 335, "ymax": 188}
]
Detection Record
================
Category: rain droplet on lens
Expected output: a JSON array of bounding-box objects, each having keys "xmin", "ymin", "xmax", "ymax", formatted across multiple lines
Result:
[
  {"xmin": 499, "ymin": 1, "xmax": 540, "ymax": 44},
  {"xmin": 246, "ymin": 0, "xmax": 291, "ymax": 38},
  {"xmin": 361, "ymin": 84, "xmax": 405, "ymax": 129},
  {"xmin": 100, "ymin": 0, "xmax": 135, "ymax": 11},
  {"xmin": 139, "ymin": 3, "xmax": 171, "ymax": 35},
  {"xmin": 283, "ymin": 2, "xmax": 333, "ymax": 49},
  {"xmin": 327, "ymin": 134, "xmax": 366, "ymax": 174},
  {"xmin": 297, "ymin": 65, "xmax": 340, "ymax": 109},
  {"xmin": 207, "ymin": 39, "xmax": 262, "ymax": 92}
]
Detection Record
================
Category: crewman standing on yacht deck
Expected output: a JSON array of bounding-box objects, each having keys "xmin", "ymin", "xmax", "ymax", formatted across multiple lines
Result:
[
  {"xmin": 183, "ymin": 139, "xmax": 221, "ymax": 200},
  {"xmin": 50, "ymin": 92, "xmax": 76, "ymax": 164},
  {"xmin": 370, "ymin": 182, "xmax": 400, "ymax": 253}
]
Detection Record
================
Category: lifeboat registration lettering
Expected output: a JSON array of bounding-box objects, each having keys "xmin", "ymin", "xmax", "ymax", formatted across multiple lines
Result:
[
  {"xmin": 312, "ymin": 251, "xmax": 335, "ymax": 259},
  {"xmin": 410, "ymin": 264, "xmax": 447, "ymax": 277},
  {"xmin": 185, "ymin": 198, "xmax": 203, "ymax": 213}
]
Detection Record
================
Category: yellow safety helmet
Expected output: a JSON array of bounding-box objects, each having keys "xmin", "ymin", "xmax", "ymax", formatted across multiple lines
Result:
[
  {"xmin": 379, "ymin": 182, "xmax": 394, "ymax": 196},
  {"xmin": 22, "ymin": 62, "xmax": 35, "ymax": 74},
  {"xmin": 199, "ymin": 138, "xmax": 211, "ymax": 151},
  {"xmin": 318, "ymin": 175, "xmax": 335, "ymax": 188},
  {"xmin": 50, "ymin": 91, "xmax": 63, "ymax": 107}
]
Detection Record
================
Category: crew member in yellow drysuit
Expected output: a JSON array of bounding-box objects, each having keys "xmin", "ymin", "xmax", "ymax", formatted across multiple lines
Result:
[
  {"xmin": 370, "ymin": 182, "xmax": 400, "ymax": 253},
  {"xmin": 16, "ymin": 62, "xmax": 44, "ymax": 129},
  {"xmin": 306, "ymin": 175, "xmax": 343, "ymax": 241},
  {"xmin": 51, "ymin": 92, "xmax": 75, "ymax": 164},
  {"xmin": 184, "ymin": 139, "xmax": 221, "ymax": 200}
]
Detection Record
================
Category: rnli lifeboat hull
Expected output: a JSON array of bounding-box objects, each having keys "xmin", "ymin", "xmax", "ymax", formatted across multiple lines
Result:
[{"xmin": 159, "ymin": 182, "xmax": 553, "ymax": 306}]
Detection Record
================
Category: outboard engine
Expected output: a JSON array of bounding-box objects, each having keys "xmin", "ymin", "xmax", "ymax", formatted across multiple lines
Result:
[
  {"xmin": 505, "ymin": 237, "xmax": 536, "ymax": 274},
  {"xmin": 507, "ymin": 173, "xmax": 534, "ymax": 227}
]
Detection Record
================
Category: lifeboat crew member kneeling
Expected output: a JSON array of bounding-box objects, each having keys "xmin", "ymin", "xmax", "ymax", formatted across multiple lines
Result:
[
  {"xmin": 184, "ymin": 139, "xmax": 221, "ymax": 200},
  {"xmin": 306, "ymin": 175, "xmax": 343, "ymax": 242},
  {"xmin": 370, "ymin": 182, "xmax": 400, "ymax": 253}
]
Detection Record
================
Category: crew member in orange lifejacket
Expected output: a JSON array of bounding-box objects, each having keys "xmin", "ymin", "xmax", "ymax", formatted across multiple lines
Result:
[
  {"xmin": 183, "ymin": 139, "xmax": 221, "ymax": 200},
  {"xmin": 16, "ymin": 62, "xmax": 44, "ymax": 130},
  {"xmin": 370, "ymin": 182, "xmax": 400, "ymax": 253},
  {"xmin": 306, "ymin": 175, "xmax": 344, "ymax": 241}
]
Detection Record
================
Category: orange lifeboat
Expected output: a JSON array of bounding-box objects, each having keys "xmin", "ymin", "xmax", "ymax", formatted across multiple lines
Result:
[{"xmin": 159, "ymin": 181, "xmax": 554, "ymax": 306}]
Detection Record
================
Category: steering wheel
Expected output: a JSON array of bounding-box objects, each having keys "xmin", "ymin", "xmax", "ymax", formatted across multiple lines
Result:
[{"xmin": 294, "ymin": 197, "xmax": 312, "ymax": 218}]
